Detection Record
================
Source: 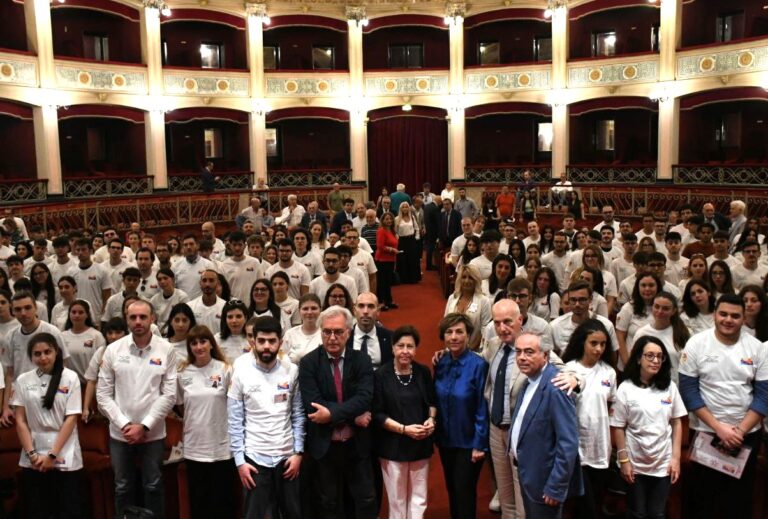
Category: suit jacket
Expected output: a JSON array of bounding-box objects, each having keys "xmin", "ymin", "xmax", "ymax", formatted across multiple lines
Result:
[
  {"xmin": 298, "ymin": 346, "xmax": 374, "ymax": 459},
  {"xmin": 330, "ymin": 210, "xmax": 354, "ymax": 235},
  {"xmin": 424, "ymin": 201, "xmax": 441, "ymax": 242},
  {"xmin": 300, "ymin": 211, "xmax": 328, "ymax": 231},
  {"xmin": 510, "ymin": 363, "xmax": 583, "ymax": 504},
  {"xmin": 439, "ymin": 209, "xmax": 462, "ymax": 249},
  {"xmin": 345, "ymin": 323, "xmax": 394, "ymax": 367}
]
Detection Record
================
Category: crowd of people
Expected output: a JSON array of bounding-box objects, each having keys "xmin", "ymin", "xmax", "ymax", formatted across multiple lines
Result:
[{"xmin": 0, "ymin": 181, "xmax": 767, "ymax": 519}]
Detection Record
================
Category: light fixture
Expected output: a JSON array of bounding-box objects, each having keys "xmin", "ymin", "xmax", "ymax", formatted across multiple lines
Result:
[
  {"xmin": 544, "ymin": 0, "xmax": 567, "ymax": 19},
  {"xmin": 143, "ymin": 0, "xmax": 171, "ymax": 16},
  {"xmin": 245, "ymin": 3, "xmax": 270, "ymax": 25},
  {"xmin": 346, "ymin": 6, "xmax": 369, "ymax": 27},
  {"xmin": 444, "ymin": 2, "xmax": 465, "ymax": 25},
  {"xmin": 402, "ymin": 103, "xmax": 412, "ymax": 112}
]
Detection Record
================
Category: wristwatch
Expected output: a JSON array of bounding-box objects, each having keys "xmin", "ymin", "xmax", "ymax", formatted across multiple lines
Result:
[{"xmin": 47, "ymin": 452, "xmax": 58, "ymax": 460}]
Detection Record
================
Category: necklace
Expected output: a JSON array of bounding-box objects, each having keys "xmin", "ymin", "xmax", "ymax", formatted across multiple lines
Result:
[{"xmin": 395, "ymin": 369, "xmax": 413, "ymax": 386}]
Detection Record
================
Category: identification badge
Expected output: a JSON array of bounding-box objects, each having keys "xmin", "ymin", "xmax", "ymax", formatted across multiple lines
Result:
[{"xmin": 274, "ymin": 393, "xmax": 288, "ymax": 404}]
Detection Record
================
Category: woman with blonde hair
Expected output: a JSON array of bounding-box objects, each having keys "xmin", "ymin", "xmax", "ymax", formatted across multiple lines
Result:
[
  {"xmin": 176, "ymin": 325, "xmax": 235, "ymax": 519},
  {"xmin": 395, "ymin": 201, "xmax": 421, "ymax": 284},
  {"xmin": 444, "ymin": 264, "xmax": 491, "ymax": 350}
]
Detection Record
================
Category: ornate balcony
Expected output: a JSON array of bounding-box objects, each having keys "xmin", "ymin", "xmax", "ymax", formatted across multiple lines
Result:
[
  {"xmin": 364, "ymin": 70, "xmax": 449, "ymax": 97},
  {"xmin": 464, "ymin": 165, "xmax": 552, "ymax": 184},
  {"xmin": 673, "ymin": 164, "xmax": 768, "ymax": 186},
  {"xmin": 168, "ymin": 171, "xmax": 254, "ymax": 192},
  {"xmin": 55, "ymin": 58, "xmax": 147, "ymax": 94},
  {"xmin": 163, "ymin": 68, "xmax": 250, "ymax": 97},
  {"xmin": 677, "ymin": 36, "xmax": 768, "ymax": 80},
  {"xmin": 62, "ymin": 175, "xmax": 153, "ymax": 199},
  {"xmin": 0, "ymin": 178, "xmax": 47, "ymax": 203},
  {"xmin": 566, "ymin": 164, "xmax": 658, "ymax": 184},
  {"xmin": 567, "ymin": 53, "xmax": 659, "ymax": 88},
  {"xmin": 0, "ymin": 50, "xmax": 38, "ymax": 87},
  {"xmin": 265, "ymin": 71, "xmax": 350, "ymax": 98},
  {"xmin": 464, "ymin": 64, "xmax": 551, "ymax": 94},
  {"xmin": 268, "ymin": 168, "xmax": 352, "ymax": 189}
]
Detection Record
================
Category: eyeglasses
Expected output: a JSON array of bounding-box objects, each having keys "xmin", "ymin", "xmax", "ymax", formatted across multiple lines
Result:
[
  {"xmin": 140, "ymin": 279, "xmax": 147, "ymax": 291},
  {"xmin": 253, "ymin": 287, "xmax": 268, "ymax": 293},
  {"xmin": 229, "ymin": 299, "xmax": 244, "ymax": 305},
  {"xmin": 321, "ymin": 328, "xmax": 346, "ymax": 337},
  {"xmin": 569, "ymin": 297, "xmax": 590, "ymax": 304},
  {"xmin": 642, "ymin": 353, "xmax": 665, "ymax": 362},
  {"xmin": 508, "ymin": 292, "xmax": 529, "ymax": 300}
]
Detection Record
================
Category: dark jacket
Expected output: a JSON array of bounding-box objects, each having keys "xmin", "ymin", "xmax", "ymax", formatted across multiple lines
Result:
[
  {"xmin": 345, "ymin": 323, "xmax": 394, "ymax": 367},
  {"xmin": 330, "ymin": 211, "xmax": 354, "ymax": 235},
  {"xmin": 424, "ymin": 201, "xmax": 441, "ymax": 243},
  {"xmin": 439, "ymin": 209, "xmax": 462, "ymax": 249},
  {"xmin": 372, "ymin": 361, "xmax": 435, "ymax": 461},
  {"xmin": 300, "ymin": 211, "xmax": 328, "ymax": 231},
  {"xmin": 299, "ymin": 346, "xmax": 374, "ymax": 459}
]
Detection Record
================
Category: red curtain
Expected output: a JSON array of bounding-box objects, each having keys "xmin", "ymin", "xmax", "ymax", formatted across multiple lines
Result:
[{"xmin": 366, "ymin": 107, "xmax": 448, "ymax": 200}]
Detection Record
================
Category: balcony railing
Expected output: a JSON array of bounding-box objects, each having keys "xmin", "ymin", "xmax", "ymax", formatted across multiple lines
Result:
[
  {"xmin": 0, "ymin": 178, "xmax": 47, "ymax": 203},
  {"xmin": 464, "ymin": 165, "xmax": 552, "ymax": 184},
  {"xmin": 268, "ymin": 168, "xmax": 352, "ymax": 189},
  {"xmin": 63, "ymin": 175, "xmax": 153, "ymax": 199},
  {"xmin": 566, "ymin": 164, "xmax": 658, "ymax": 184},
  {"xmin": 168, "ymin": 171, "xmax": 254, "ymax": 193},
  {"xmin": 673, "ymin": 164, "xmax": 768, "ymax": 186}
]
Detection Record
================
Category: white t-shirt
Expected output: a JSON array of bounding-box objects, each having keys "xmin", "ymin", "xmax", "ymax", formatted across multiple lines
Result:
[
  {"xmin": 149, "ymin": 289, "xmax": 189, "ymax": 331},
  {"xmin": 350, "ymin": 249, "xmax": 377, "ymax": 278},
  {"xmin": 632, "ymin": 324, "xmax": 681, "ymax": 381},
  {"xmin": 215, "ymin": 334, "xmax": 250, "ymax": 364},
  {"xmin": 293, "ymin": 251, "xmax": 323, "ymax": 278},
  {"xmin": 68, "ymin": 262, "xmax": 112, "ymax": 322},
  {"xmin": 468, "ymin": 255, "xmax": 494, "ymax": 280},
  {"xmin": 530, "ymin": 293, "xmax": 560, "ymax": 321},
  {"xmin": 50, "ymin": 301, "xmax": 70, "ymax": 331},
  {"xmin": 105, "ymin": 260, "xmax": 136, "ymax": 295},
  {"xmin": 542, "ymin": 251, "xmax": 571, "ymax": 293},
  {"xmin": 730, "ymin": 263, "xmax": 768, "ymax": 291},
  {"xmin": 309, "ymin": 273, "xmax": 358, "ymax": 304},
  {"xmin": 678, "ymin": 328, "xmax": 768, "ymax": 434},
  {"xmin": 176, "ymin": 359, "xmax": 232, "ymax": 462},
  {"xmin": 281, "ymin": 326, "xmax": 321, "ymax": 364},
  {"xmin": 61, "ymin": 327, "xmax": 106, "ymax": 382},
  {"xmin": 550, "ymin": 313, "xmax": 619, "ymax": 356},
  {"xmin": 706, "ymin": 254, "xmax": 740, "ymax": 270},
  {"xmin": 172, "ymin": 256, "xmax": 218, "ymax": 300},
  {"xmin": 220, "ymin": 256, "xmax": 264, "ymax": 304},
  {"xmin": 276, "ymin": 298, "xmax": 301, "ymax": 330},
  {"xmin": 681, "ymin": 312, "xmax": 713, "ymax": 336},
  {"xmin": 610, "ymin": 256, "xmax": 636, "ymax": 289},
  {"xmin": 188, "ymin": 296, "xmax": 226, "ymax": 336},
  {"xmin": 9, "ymin": 321, "xmax": 69, "ymax": 380},
  {"xmin": 665, "ymin": 257, "xmax": 689, "ymax": 286},
  {"xmin": 610, "ymin": 380, "xmax": 686, "ymax": 476},
  {"xmin": 12, "ymin": 367, "xmax": 83, "ymax": 471},
  {"xmin": 615, "ymin": 302, "xmax": 652, "ymax": 351},
  {"xmin": 265, "ymin": 262, "xmax": 312, "ymax": 300},
  {"xmin": 566, "ymin": 360, "xmax": 616, "ymax": 469},
  {"xmin": 47, "ymin": 257, "xmax": 78, "ymax": 285}
]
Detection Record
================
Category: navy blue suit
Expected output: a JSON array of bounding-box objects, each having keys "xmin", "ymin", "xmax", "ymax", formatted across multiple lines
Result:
[
  {"xmin": 510, "ymin": 363, "xmax": 583, "ymax": 518},
  {"xmin": 300, "ymin": 211, "xmax": 328, "ymax": 231}
]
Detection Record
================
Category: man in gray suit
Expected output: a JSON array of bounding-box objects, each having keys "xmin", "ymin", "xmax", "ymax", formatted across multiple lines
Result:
[{"xmin": 482, "ymin": 299, "xmax": 582, "ymax": 519}]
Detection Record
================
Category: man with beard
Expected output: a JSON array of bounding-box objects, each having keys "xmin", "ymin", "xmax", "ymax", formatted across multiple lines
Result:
[{"xmin": 228, "ymin": 316, "xmax": 306, "ymax": 519}]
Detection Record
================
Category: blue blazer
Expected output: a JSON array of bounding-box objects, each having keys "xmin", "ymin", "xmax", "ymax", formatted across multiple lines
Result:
[{"xmin": 510, "ymin": 363, "xmax": 583, "ymax": 504}]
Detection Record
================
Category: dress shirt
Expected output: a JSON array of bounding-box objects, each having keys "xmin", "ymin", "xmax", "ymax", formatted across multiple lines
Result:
[
  {"xmin": 510, "ymin": 364, "xmax": 545, "ymax": 459},
  {"xmin": 489, "ymin": 344, "xmax": 516, "ymax": 425},
  {"xmin": 353, "ymin": 326, "xmax": 381, "ymax": 368}
]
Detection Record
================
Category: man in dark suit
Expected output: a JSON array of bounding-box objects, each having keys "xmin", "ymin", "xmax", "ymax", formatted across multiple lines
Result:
[
  {"xmin": 423, "ymin": 195, "xmax": 442, "ymax": 270},
  {"xmin": 199, "ymin": 161, "xmax": 216, "ymax": 193},
  {"xmin": 298, "ymin": 306, "xmax": 377, "ymax": 519},
  {"xmin": 701, "ymin": 202, "xmax": 731, "ymax": 233},
  {"xmin": 347, "ymin": 292, "xmax": 393, "ymax": 370},
  {"xmin": 330, "ymin": 198, "xmax": 356, "ymax": 235},
  {"xmin": 510, "ymin": 333, "xmax": 583, "ymax": 519},
  {"xmin": 439, "ymin": 197, "xmax": 462, "ymax": 250},
  {"xmin": 300, "ymin": 200, "xmax": 329, "ymax": 231}
]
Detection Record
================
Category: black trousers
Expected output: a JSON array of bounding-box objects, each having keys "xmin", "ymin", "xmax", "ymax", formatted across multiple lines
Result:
[
  {"xmin": 573, "ymin": 465, "xmax": 608, "ymax": 519},
  {"xmin": 314, "ymin": 440, "xmax": 377, "ymax": 519},
  {"xmin": 439, "ymin": 447, "xmax": 484, "ymax": 519},
  {"xmin": 186, "ymin": 459, "xmax": 238, "ymax": 519},
  {"xmin": 243, "ymin": 456, "xmax": 301, "ymax": 519},
  {"xmin": 375, "ymin": 261, "xmax": 395, "ymax": 305},
  {"xmin": 21, "ymin": 468, "xmax": 84, "ymax": 519},
  {"xmin": 686, "ymin": 430, "xmax": 760, "ymax": 519}
]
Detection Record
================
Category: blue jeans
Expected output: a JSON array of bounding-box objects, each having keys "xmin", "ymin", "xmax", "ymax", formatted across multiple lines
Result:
[
  {"xmin": 109, "ymin": 438, "xmax": 165, "ymax": 518},
  {"xmin": 627, "ymin": 474, "xmax": 670, "ymax": 519}
]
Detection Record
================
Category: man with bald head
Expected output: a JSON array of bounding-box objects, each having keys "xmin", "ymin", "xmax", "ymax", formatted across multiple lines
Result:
[
  {"xmin": 483, "ymin": 299, "xmax": 581, "ymax": 519},
  {"xmin": 346, "ymin": 292, "xmax": 393, "ymax": 370},
  {"xmin": 360, "ymin": 209, "xmax": 380, "ymax": 254},
  {"xmin": 201, "ymin": 221, "xmax": 226, "ymax": 261}
]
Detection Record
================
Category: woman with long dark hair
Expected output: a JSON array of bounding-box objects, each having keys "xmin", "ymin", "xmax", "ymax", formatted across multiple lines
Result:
[
  {"xmin": 13, "ymin": 332, "xmax": 84, "ymax": 518},
  {"xmin": 216, "ymin": 299, "xmax": 251, "ymax": 363},
  {"xmin": 739, "ymin": 284, "xmax": 768, "ymax": 341},
  {"xmin": 375, "ymin": 212, "xmax": 399, "ymax": 311},
  {"xmin": 615, "ymin": 273, "xmax": 661, "ymax": 367},
  {"xmin": 457, "ymin": 236, "xmax": 481, "ymax": 268},
  {"xmin": 562, "ymin": 319, "xmax": 617, "ymax": 519},
  {"xmin": 51, "ymin": 276, "xmax": 77, "ymax": 331},
  {"xmin": 530, "ymin": 267, "xmax": 560, "ymax": 321},
  {"xmin": 165, "ymin": 303, "xmax": 198, "ymax": 359},
  {"xmin": 177, "ymin": 325, "xmax": 236, "ymax": 519},
  {"xmin": 61, "ymin": 299, "xmax": 106, "ymax": 382},
  {"xmin": 482, "ymin": 255, "xmax": 515, "ymax": 302},
  {"xmin": 707, "ymin": 260, "xmax": 735, "ymax": 300},
  {"xmin": 322, "ymin": 282, "xmax": 355, "ymax": 313},
  {"xmin": 633, "ymin": 292, "xmax": 691, "ymax": 381},
  {"xmin": 681, "ymin": 280, "xmax": 715, "ymax": 335},
  {"xmin": 30, "ymin": 262, "xmax": 56, "ymax": 320},
  {"xmin": 611, "ymin": 336, "xmax": 685, "ymax": 519},
  {"xmin": 271, "ymin": 271, "xmax": 301, "ymax": 330},
  {"xmin": 248, "ymin": 278, "xmax": 281, "ymax": 321}
]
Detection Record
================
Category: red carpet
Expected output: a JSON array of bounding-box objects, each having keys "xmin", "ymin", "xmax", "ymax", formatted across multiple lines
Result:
[{"xmin": 377, "ymin": 270, "xmax": 497, "ymax": 519}]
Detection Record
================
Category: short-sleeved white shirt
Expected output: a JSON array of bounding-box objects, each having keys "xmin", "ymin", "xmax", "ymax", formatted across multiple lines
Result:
[
  {"xmin": 309, "ymin": 273, "xmax": 358, "ymax": 303},
  {"xmin": 566, "ymin": 360, "xmax": 616, "ymax": 469},
  {"xmin": 632, "ymin": 324, "xmax": 681, "ymax": 381},
  {"xmin": 266, "ymin": 261, "xmax": 312, "ymax": 300},
  {"xmin": 172, "ymin": 256, "xmax": 218, "ymax": 300},
  {"xmin": 610, "ymin": 380, "xmax": 686, "ymax": 477},
  {"xmin": 551, "ymin": 313, "xmax": 619, "ymax": 355},
  {"xmin": 187, "ymin": 296, "xmax": 226, "ymax": 336},
  {"xmin": 61, "ymin": 327, "xmax": 106, "ymax": 381},
  {"xmin": 176, "ymin": 359, "xmax": 232, "ymax": 462},
  {"xmin": 678, "ymin": 328, "xmax": 768, "ymax": 433},
  {"xmin": 730, "ymin": 263, "xmax": 768, "ymax": 291},
  {"xmin": 281, "ymin": 326, "xmax": 321, "ymax": 364},
  {"xmin": 681, "ymin": 312, "xmax": 713, "ymax": 336},
  {"xmin": 68, "ymin": 262, "xmax": 113, "ymax": 322},
  {"xmin": 9, "ymin": 322, "xmax": 69, "ymax": 380},
  {"xmin": 215, "ymin": 334, "xmax": 251, "ymax": 364},
  {"xmin": 615, "ymin": 302, "xmax": 652, "ymax": 350},
  {"xmin": 220, "ymin": 256, "xmax": 264, "ymax": 304},
  {"xmin": 149, "ymin": 289, "xmax": 188, "ymax": 331},
  {"xmin": 293, "ymin": 251, "xmax": 323, "ymax": 278},
  {"xmin": 12, "ymin": 367, "xmax": 83, "ymax": 471}
]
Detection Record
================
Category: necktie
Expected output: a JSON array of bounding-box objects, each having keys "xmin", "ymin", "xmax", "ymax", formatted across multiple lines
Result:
[
  {"xmin": 361, "ymin": 334, "xmax": 370, "ymax": 355},
  {"xmin": 332, "ymin": 357, "xmax": 343, "ymax": 403},
  {"xmin": 491, "ymin": 345, "xmax": 512, "ymax": 427}
]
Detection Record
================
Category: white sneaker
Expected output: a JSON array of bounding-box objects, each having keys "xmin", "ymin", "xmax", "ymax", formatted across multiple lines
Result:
[{"xmin": 489, "ymin": 490, "xmax": 501, "ymax": 512}]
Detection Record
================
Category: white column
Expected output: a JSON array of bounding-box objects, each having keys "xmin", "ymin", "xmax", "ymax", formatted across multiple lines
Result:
[
  {"xmin": 246, "ymin": 8, "xmax": 265, "ymax": 98},
  {"xmin": 448, "ymin": 18, "xmax": 464, "ymax": 95},
  {"xmin": 249, "ymin": 111, "xmax": 267, "ymax": 185},
  {"xmin": 550, "ymin": 5, "xmax": 569, "ymax": 180},
  {"xmin": 349, "ymin": 110, "xmax": 368, "ymax": 183},
  {"xmin": 659, "ymin": 0, "xmax": 682, "ymax": 82},
  {"xmin": 145, "ymin": 110, "xmax": 168, "ymax": 189},
  {"xmin": 25, "ymin": 0, "xmax": 55, "ymax": 88},
  {"xmin": 447, "ymin": 11, "xmax": 465, "ymax": 180},
  {"xmin": 347, "ymin": 19, "xmax": 364, "ymax": 98},
  {"xmin": 657, "ymin": 97, "xmax": 679, "ymax": 180},
  {"xmin": 448, "ymin": 109, "xmax": 466, "ymax": 181},
  {"xmin": 32, "ymin": 105, "xmax": 62, "ymax": 195},
  {"xmin": 140, "ymin": 7, "xmax": 163, "ymax": 95},
  {"xmin": 347, "ymin": 14, "xmax": 366, "ymax": 182}
]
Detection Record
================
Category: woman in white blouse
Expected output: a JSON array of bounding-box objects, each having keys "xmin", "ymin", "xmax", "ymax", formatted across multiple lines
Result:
[
  {"xmin": 61, "ymin": 299, "xmax": 106, "ymax": 382},
  {"xmin": 444, "ymin": 264, "xmax": 491, "ymax": 350},
  {"xmin": 562, "ymin": 319, "xmax": 617, "ymax": 519},
  {"xmin": 530, "ymin": 267, "xmax": 561, "ymax": 321},
  {"xmin": 270, "ymin": 271, "xmax": 301, "ymax": 330},
  {"xmin": 176, "ymin": 325, "xmax": 235, "ymax": 519},
  {"xmin": 281, "ymin": 294, "xmax": 322, "ymax": 364},
  {"xmin": 395, "ymin": 202, "xmax": 421, "ymax": 284},
  {"xmin": 13, "ymin": 332, "xmax": 84, "ymax": 518}
]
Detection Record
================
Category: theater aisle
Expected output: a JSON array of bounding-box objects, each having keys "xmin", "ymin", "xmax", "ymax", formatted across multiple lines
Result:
[{"xmin": 378, "ymin": 272, "xmax": 496, "ymax": 519}]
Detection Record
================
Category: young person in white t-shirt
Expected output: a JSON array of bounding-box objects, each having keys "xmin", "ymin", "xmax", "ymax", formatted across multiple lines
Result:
[
  {"xmin": 615, "ymin": 273, "xmax": 660, "ymax": 367},
  {"xmin": 61, "ymin": 299, "xmax": 106, "ymax": 383},
  {"xmin": 281, "ymin": 294, "xmax": 322, "ymax": 364},
  {"xmin": 611, "ymin": 336, "xmax": 686, "ymax": 519},
  {"xmin": 680, "ymin": 279, "xmax": 715, "ymax": 336},
  {"xmin": 632, "ymin": 292, "xmax": 691, "ymax": 382},
  {"xmin": 561, "ymin": 319, "xmax": 617, "ymax": 519},
  {"xmin": 165, "ymin": 303, "xmax": 197, "ymax": 359},
  {"xmin": 679, "ymin": 294, "xmax": 768, "ymax": 519},
  {"xmin": 12, "ymin": 332, "xmax": 84, "ymax": 518},
  {"xmin": 215, "ymin": 299, "xmax": 251, "ymax": 364},
  {"xmin": 176, "ymin": 324, "xmax": 235, "ymax": 519}
]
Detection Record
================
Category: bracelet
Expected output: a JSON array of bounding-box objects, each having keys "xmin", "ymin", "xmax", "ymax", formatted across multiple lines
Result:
[
  {"xmin": 26, "ymin": 450, "xmax": 37, "ymax": 458},
  {"xmin": 618, "ymin": 458, "xmax": 630, "ymax": 464},
  {"xmin": 617, "ymin": 448, "xmax": 628, "ymax": 455},
  {"xmin": 401, "ymin": 424, "xmax": 406, "ymax": 434}
]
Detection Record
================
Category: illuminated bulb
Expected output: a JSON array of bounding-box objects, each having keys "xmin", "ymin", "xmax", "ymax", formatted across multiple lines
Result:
[
  {"xmin": 544, "ymin": 8, "xmax": 553, "ymax": 18},
  {"xmin": 443, "ymin": 16, "xmax": 451, "ymax": 24},
  {"xmin": 262, "ymin": 16, "xmax": 270, "ymax": 25},
  {"xmin": 402, "ymin": 103, "xmax": 412, "ymax": 112},
  {"xmin": 161, "ymin": 6, "xmax": 171, "ymax": 15},
  {"xmin": 362, "ymin": 18, "xmax": 369, "ymax": 26}
]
